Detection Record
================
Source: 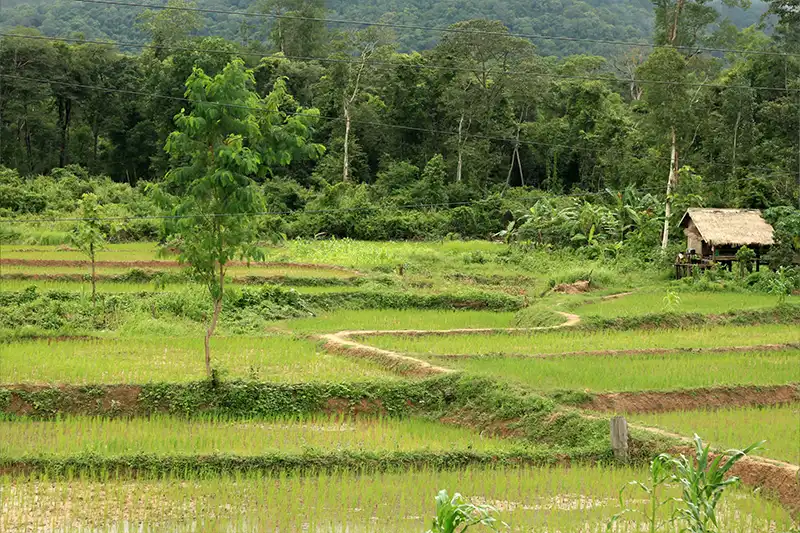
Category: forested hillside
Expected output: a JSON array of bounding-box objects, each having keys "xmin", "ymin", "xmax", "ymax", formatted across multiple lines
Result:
[
  {"xmin": 1, "ymin": 0, "xmax": 798, "ymax": 255},
  {"xmin": 0, "ymin": 0, "xmax": 768, "ymax": 57}
]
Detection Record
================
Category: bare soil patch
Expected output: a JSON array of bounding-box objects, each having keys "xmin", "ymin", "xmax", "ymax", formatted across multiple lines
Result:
[
  {"xmin": 582, "ymin": 384, "xmax": 800, "ymax": 414},
  {"xmin": 552, "ymin": 280, "xmax": 591, "ymax": 294}
]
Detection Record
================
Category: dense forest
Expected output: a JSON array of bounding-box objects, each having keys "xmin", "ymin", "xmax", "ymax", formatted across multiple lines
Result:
[
  {"xmin": 0, "ymin": 0, "xmax": 799, "ymax": 254},
  {"xmin": 0, "ymin": 0, "xmax": 769, "ymax": 57}
]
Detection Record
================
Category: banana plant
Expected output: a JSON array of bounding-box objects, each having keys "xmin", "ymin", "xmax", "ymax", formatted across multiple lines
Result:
[{"xmin": 426, "ymin": 490, "xmax": 505, "ymax": 533}]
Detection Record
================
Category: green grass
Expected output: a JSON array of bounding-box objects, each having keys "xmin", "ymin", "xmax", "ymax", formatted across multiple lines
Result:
[
  {"xmin": 1, "ymin": 243, "xmax": 161, "ymax": 261},
  {"xmin": 361, "ymin": 323, "xmax": 800, "ymax": 355},
  {"xmin": 576, "ymin": 290, "xmax": 798, "ymax": 317},
  {"xmin": 2, "ymin": 240, "xmax": 653, "ymax": 289},
  {"xmin": 423, "ymin": 350, "xmax": 800, "ymax": 392},
  {"xmin": 0, "ymin": 336, "xmax": 398, "ymax": 384},
  {"xmin": 0, "ymin": 414, "xmax": 520, "ymax": 457},
  {"xmin": 1, "ymin": 465, "xmax": 792, "ymax": 532},
  {"xmin": 0, "ymin": 279, "xmax": 364, "ymax": 294},
  {"xmin": 631, "ymin": 404, "xmax": 800, "ymax": 464},
  {"xmin": 279, "ymin": 309, "xmax": 520, "ymax": 333},
  {"xmin": 0, "ymin": 263, "xmax": 355, "ymax": 278}
]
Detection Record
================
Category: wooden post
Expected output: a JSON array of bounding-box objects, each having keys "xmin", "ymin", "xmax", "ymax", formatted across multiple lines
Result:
[{"xmin": 611, "ymin": 416, "xmax": 629, "ymax": 463}]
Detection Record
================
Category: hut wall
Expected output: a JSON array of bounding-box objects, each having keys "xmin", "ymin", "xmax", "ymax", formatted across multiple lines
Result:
[{"xmin": 684, "ymin": 220, "xmax": 703, "ymax": 254}]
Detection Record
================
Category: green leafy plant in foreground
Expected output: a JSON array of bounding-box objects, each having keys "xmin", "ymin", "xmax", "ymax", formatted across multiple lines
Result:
[
  {"xmin": 609, "ymin": 435, "xmax": 762, "ymax": 533},
  {"xmin": 426, "ymin": 490, "xmax": 506, "ymax": 533},
  {"xmin": 672, "ymin": 436, "xmax": 763, "ymax": 533}
]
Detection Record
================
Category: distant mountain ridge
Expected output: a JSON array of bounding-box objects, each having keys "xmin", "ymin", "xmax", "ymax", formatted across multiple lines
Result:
[{"xmin": 0, "ymin": 0, "xmax": 768, "ymax": 57}]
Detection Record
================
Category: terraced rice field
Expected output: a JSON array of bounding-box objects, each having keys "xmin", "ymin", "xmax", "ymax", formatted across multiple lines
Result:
[
  {"xmin": 418, "ymin": 349, "xmax": 800, "ymax": 392},
  {"xmin": 0, "ymin": 414, "xmax": 524, "ymax": 456},
  {"xmin": 631, "ymin": 404, "xmax": 800, "ymax": 464},
  {"xmin": 0, "ymin": 278, "xmax": 365, "ymax": 293},
  {"xmin": 359, "ymin": 323, "xmax": 800, "ymax": 355},
  {"xmin": 280, "ymin": 309, "xmax": 521, "ymax": 333},
  {"xmin": 2, "ymin": 240, "xmax": 799, "ymax": 529},
  {"xmin": 0, "ymin": 336, "xmax": 397, "ymax": 384},
  {"xmin": 0, "ymin": 262, "xmax": 358, "ymax": 279},
  {"xmin": 1, "ymin": 466, "xmax": 793, "ymax": 532},
  {"xmin": 575, "ymin": 290, "xmax": 799, "ymax": 317}
]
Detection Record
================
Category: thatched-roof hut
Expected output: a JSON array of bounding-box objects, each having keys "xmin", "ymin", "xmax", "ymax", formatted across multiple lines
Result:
[{"xmin": 679, "ymin": 208, "xmax": 774, "ymax": 259}]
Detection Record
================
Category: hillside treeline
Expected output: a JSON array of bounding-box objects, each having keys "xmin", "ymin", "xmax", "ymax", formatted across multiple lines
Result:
[{"xmin": 0, "ymin": 0, "xmax": 798, "ymax": 245}]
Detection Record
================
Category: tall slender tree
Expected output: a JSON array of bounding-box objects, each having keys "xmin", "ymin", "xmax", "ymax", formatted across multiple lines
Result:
[{"xmin": 157, "ymin": 59, "xmax": 324, "ymax": 376}]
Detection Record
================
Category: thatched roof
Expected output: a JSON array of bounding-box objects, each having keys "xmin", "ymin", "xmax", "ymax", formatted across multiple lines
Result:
[{"xmin": 679, "ymin": 208, "xmax": 774, "ymax": 246}]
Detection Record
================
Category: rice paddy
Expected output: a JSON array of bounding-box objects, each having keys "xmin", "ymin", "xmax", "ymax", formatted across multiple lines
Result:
[
  {"xmin": 0, "ymin": 414, "xmax": 521, "ymax": 456},
  {"xmin": 359, "ymin": 323, "xmax": 800, "ymax": 355},
  {"xmin": 2, "ymin": 240, "xmax": 799, "ymax": 529},
  {"xmin": 0, "ymin": 336, "xmax": 398, "ymax": 384},
  {"xmin": 0, "ymin": 263, "xmax": 357, "ymax": 279},
  {"xmin": 576, "ymin": 290, "xmax": 799, "ymax": 317},
  {"xmin": 631, "ymin": 404, "xmax": 800, "ymax": 464},
  {"xmin": 0, "ymin": 278, "xmax": 364, "ymax": 294},
  {"xmin": 425, "ymin": 349, "xmax": 800, "ymax": 392},
  {"xmin": 279, "ymin": 309, "xmax": 521, "ymax": 333},
  {"xmin": 1, "ymin": 466, "xmax": 793, "ymax": 532}
]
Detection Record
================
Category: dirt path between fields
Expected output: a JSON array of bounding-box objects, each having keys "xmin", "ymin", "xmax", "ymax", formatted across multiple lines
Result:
[
  {"xmin": 317, "ymin": 293, "xmax": 800, "ymax": 516},
  {"xmin": 317, "ymin": 311, "xmax": 581, "ymax": 377}
]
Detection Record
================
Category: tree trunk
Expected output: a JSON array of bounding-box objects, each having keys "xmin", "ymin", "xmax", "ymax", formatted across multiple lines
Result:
[
  {"xmin": 661, "ymin": 126, "xmax": 679, "ymax": 251},
  {"xmin": 203, "ymin": 262, "xmax": 225, "ymax": 377},
  {"xmin": 731, "ymin": 110, "xmax": 741, "ymax": 178},
  {"xmin": 90, "ymin": 242, "xmax": 96, "ymax": 306},
  {"xmin": 456, "ymin": 113, "xmax": 465, "ymax": 182},
  {"xmin": 515, "ymin": 147, "xmax": 525, "ymax": 187},
  {"xmin": 505, "ymin": 149, "xmax": 515, "ymax": 188},
  {"xmin": 342, "ymin": 100, "xmax": 351, "ymax": 182},
  {"xmin": 23, "ymin": 115, "xmax": 32, "ymax": 173},
  {"xmin": 669, "ymin": 0, "xmax": 686, "ymax": 45},
  {"xmin": 92, "ymin": 113, "xmax": 100, "ymax": 173},
  {"xmin": 58, "ymin": 98, "xmax": 72, "ymax": 168}
]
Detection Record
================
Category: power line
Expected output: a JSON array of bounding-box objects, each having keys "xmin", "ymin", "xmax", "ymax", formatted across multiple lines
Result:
[
  {"xmin": 71, "ymin": 0, "xmax": 800, "ymax": 59},
  {"xmin": 2, "ymin": 32, "xmax": 799, "ymax": 94},
  {"xmin": 2, "ymin": 72, "xmax": 798, "ymax": 182}
]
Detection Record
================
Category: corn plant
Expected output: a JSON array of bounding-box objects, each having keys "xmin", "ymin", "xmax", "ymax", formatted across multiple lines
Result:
[
  {"xmin": 662, "ymin": 289, "xmax": 681, "ymax": 311},
  {"xmin": 609, "ymin": 435, "xmax": 763, "ymax": 533},
  {"xmin": 426, "ymin": 490, "xmax": 505, "ymax": 533},
  {"xmin": 671, "ymin": 435, "xmax": 763, "ymax": 533}
]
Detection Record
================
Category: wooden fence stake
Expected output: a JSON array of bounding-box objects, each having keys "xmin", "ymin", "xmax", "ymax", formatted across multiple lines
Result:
[{"xmin": 611, "ymin": 416, "xmax": 629, "ymax": 463}]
